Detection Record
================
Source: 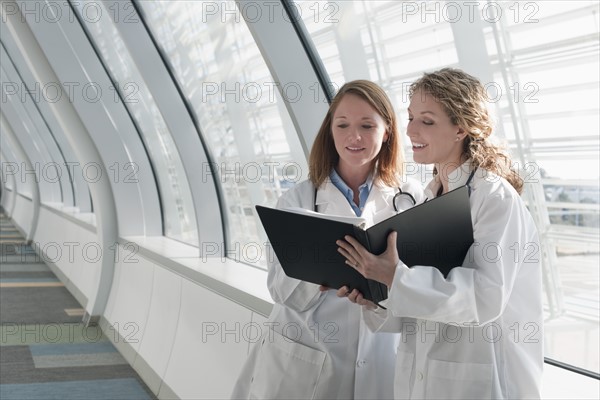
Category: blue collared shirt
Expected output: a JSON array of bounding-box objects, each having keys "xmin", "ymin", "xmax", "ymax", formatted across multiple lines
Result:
[{"xmin": 330, "ymin": 169, "xmax": 373, "ymax": 217}]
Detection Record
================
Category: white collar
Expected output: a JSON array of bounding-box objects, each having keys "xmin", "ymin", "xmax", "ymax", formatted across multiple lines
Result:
[{"xmin": 424, "ymin": 160, "xmax": 477, "ymax": 199}]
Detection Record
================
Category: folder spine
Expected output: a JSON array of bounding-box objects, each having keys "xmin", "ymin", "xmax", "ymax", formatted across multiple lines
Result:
[{"xmin": 352, "ymin": 227, "xmax": 385, "ymax": 303}]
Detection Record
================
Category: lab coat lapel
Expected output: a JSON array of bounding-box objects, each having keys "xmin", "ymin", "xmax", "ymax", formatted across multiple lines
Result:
[
  {"xmin": 362, "ymin": 184, "xmax": 397, "ymax": 225},
  {"xmin": 316, "ymin": 180, "xmax": 397, "ymax": 225},
  {"xmin": 315, "ymin": 180, "xmax": 355, "ymax": 216}
]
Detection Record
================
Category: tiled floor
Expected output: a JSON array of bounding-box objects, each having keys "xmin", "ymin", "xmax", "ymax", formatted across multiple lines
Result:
[{"xmin": 0, "ymin": 209, "xmax": 156, "ymax": 400}]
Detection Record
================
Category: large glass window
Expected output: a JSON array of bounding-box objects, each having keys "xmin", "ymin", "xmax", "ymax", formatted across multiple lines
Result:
[
  {"xmin": 0, "ymin": 130, "xmax": 18, "ymax": 192},
  {"xmin": 74, "ymin": 0, "xmax": 199, "ymax": 245},
  {"xmin": 296, "ymin": 0, "xmax": 599, "ymax": 373},
  {"xmin": 0, "ymin": 67, "xmax": 62, "ymax": 204},
  {"xmin": 139, "ymin": 1, "xmax": 308, "ymax": 267}
]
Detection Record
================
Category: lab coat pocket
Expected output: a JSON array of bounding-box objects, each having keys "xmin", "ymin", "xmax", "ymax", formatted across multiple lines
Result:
[
  {"xmin": 425, "ymin": 359, "xmax": 493, "ymax": 399},
  {"xmin": 249, "ymin": 329, "xmax": 326, "ymax": 399},
  {"xmin": 393, "ymin": 351, "xmax": 415, "ymax": 399}
]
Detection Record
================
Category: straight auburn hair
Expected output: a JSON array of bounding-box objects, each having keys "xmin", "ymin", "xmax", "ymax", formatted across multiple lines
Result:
[{"xmin": 309, "ymin": 80, "xmax": 405, "ymax": 188}]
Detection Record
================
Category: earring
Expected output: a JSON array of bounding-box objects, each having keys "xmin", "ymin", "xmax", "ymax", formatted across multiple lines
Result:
[{"xmin": 455, "ymin": 137, "xmax": 460, "ymax": 141}]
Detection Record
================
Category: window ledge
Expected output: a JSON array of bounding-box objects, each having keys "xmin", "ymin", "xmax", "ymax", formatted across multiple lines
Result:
[
  {"xmin": 41, "ymin": 203, "xmax": 97, "ymax": 231},
  {"xmin": 121, "ymin": 236, "xmax": 274, "ymax": 317}
]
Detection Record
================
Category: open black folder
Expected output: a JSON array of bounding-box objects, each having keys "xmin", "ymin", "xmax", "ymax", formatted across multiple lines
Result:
[{"xmin": 256, "ymin": 185, "xmax": 474, "ymax": 304}]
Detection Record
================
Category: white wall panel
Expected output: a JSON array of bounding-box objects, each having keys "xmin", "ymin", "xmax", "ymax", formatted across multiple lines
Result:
[
  {"xmin": 161, "ymin": 279, "xmax": 252, "ymax": 399},
  {"xmin": 133, "ymin": 266, "xmax": 182, "ymax": 394},
  {"xmin": 65, "ymin": 225, "xmax": 101, "ymax": 302},
  {"xmin": 103, "ymin": 254, "xmax": 155, "ymax": 360},
  {"xmin": 11, "ymin": 194, "xmax": 33, "ymax": 237},
  {"xmin": 542, "ymin": 364, "xmax": 600, "ymax": 399},
  {"xmin": 0, "ymin": 148, "xmax": 17, "ymax": 216},
  {"xmin": 1, "ymin": 188, "xmax": 15, "ymax": 217},
  {"xmin": 33, "ymin": 207, "xmax": 102, "ymax": 306},
  {"xmin": 35, "ymin": 208, "xmax": 72, "ymax": 277},
  {"xmin": 102, "ymin": 247, "xmax": 123, "ymax": 330}
]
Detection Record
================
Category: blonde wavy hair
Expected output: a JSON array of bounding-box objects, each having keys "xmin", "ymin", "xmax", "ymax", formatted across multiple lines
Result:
[
  {"xmin": 309, "ymin": 80, "xmax": 405, "ymax": 188},
  {"xmin": 409, "ymin": 68, "xmax": 523, "ymax": 194}
]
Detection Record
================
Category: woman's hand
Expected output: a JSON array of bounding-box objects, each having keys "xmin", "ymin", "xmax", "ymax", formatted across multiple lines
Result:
[
  {"xmin": 336, "ymin": 286, "xmax": 378, "ymax": 310},
  {"xmin": 336, "ymin": 231, "xmax": 399, "ymax": 288}
]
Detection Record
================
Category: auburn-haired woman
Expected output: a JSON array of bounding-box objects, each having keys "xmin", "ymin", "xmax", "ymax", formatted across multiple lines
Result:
[{"xmin": 231, "ymin": 80, "xmax": 424, "ymax": 399}]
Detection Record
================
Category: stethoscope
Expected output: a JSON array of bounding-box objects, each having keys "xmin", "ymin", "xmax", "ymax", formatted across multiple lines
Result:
[
  {"xmin": 313, "ymin": 168, "xmax": 477, "ymax": 212},
  {"xmin": 392, "ymin": 167, "xmax": 478, "ymax": 212},
  {"xmin": 392, "ymin": 188, "xmax": 417, "ymax": 212}
]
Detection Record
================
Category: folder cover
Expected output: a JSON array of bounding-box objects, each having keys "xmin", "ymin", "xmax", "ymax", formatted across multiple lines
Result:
[{"xmin": 256, "ymin": 185, "xmax": 474, "ymax": 304}]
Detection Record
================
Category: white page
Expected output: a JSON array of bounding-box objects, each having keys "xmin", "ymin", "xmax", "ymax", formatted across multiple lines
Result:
[{"xmin": 282, "ymin": 206, "xmax": 367, "ymax": 229}]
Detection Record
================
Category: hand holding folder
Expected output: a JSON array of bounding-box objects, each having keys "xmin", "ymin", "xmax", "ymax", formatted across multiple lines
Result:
[{"xmin": 256, "ymin": 185, "xmax": 474, "ymax": 304}]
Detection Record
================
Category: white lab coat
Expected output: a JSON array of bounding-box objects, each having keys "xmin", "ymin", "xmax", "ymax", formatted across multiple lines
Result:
[
  {"xmin": 364, "ymin": 161, "xmax": 544, "ymax": 399},
  {"xmin": 231, "ymin": 177, "xmax": 425, "ymax": 400}
]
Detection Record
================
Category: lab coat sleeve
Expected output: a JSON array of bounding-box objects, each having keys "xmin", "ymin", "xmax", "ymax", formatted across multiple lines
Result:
[
  {"xmin": 265, "ymin": 190, "xmax": 323, "ymax": 312},
  {"xmin": 384, "ymin": 182, "xmax": 538, "ymax": 325}
]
